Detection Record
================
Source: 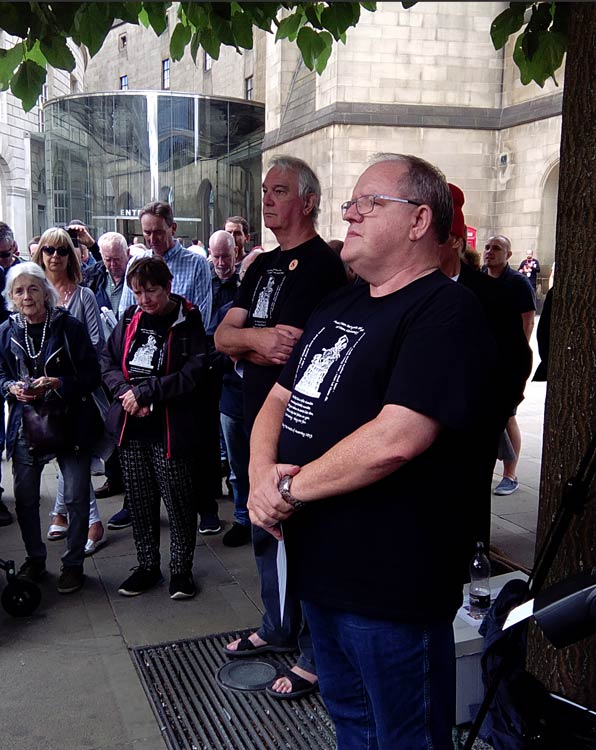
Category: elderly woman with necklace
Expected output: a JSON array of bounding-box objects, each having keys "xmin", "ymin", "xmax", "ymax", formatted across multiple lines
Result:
[
  {"xmin": 0, "ymin": 262, "xmax": 102, "ymax": 593},
  {"xmin": 32, "ymin": 228, "xmax": 106, "ymax": 553}
]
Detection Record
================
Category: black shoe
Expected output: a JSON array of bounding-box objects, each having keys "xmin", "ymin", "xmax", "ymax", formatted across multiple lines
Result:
[
  {"xmin": 169, "ymin": 572, "xmax": 197, "ymax": 600},
  {"xmin": 107, "ymin": 507, "xmax": 132, "ymax": 530},
  {"xmin": 0, "ymin": 499, "xmax": 13, "ymax": 526},
  {"xmin": 198, "ymin": 513, "xmax": 222, "ymax": 535},
  {"xmin": 222, "ymin": 522, "xmax": 252, "ymax": 548},
  {"xmin": 118, "ymin": 567, "xmax": 163, "ymax": 596},
  {"xmin": 17, "ymin": 558, "xmax": 47, "ymax": 583},
  {"xmin": 95, "ymin": 480, "xmax": 124, "ymax": 499},
  {"xmin": 57, "ymin": 565, "xmax": 85, "ymax": 594}
]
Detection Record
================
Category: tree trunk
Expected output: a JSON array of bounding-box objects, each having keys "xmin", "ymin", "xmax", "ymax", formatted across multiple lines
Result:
[{"xmin": 526, "ymin": 3, "xmax": 596, "ymax": 707}]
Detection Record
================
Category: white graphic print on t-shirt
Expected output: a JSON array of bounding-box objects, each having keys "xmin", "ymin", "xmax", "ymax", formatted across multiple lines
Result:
[
  {"xmin": 250, "ymin": 270, "xmax": 286, "ymax": 326},
  {"xmin": 284, "ymin": 320, "xmax": 365, "ymax": 439}
]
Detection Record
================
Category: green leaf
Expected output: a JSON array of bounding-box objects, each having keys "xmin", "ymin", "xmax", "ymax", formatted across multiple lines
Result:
[
  {"xmin": 111, "ymin": 2, "xmax": 143, "ymax": 24},
  {"xmin": 190, "ymin": 30, "xmax": 201, "ymax": 63},
  {"xmin": 0, "ymin": 43, "xmax": 25, "ymax": 89},
  {"xmin": 296, "ymin": 26, "xmax": 325, "ymax": 70},
  {"xmin": 360, "ymin": 2, "xmax": 377, "ymax": 11},
  {"xmin": 313, "ymin": 30, "xmax": 333, "ymax": 74},
  {"xmin": 24, "ymin": 40, "xmax": 47, "ymax": 67},
  {"xmin": 401, "ymin": 1, "xmax": 418, "ymax": 9},
  {"xmin": 0, "ymin": 2, "xmax": 34, "ymax": 38},
  {"xmin": 526, "ymin": 2, "xmax": 554, "ymax": 34},
  {"xmin": 142, "ymin": 2, "xmax": 171, "ymax": 36},
  {"xmin": 320, "ymin": 3, "xmax": 358, "ymax": 41},
  {"xmin": 40, "ymin": 36, "xmax": 76, "ymax": 72},
  {"xmin": 551, "ymin": 2, "xmax": 570, "ymax": 35},
  {"xmin": 73, "ymin": 4, "xmax": 117, "ymax": 56},
  {"xmin": 199, "ymin": 27, "xmax": 221, "ymax": 60},
  {"xmin": 513, "ymin": 30, "xmax": 565, "ymax": 87},
  {"xmin": 181, "ymin": 2, "xmax": 206, "ymax": 28},
  {"xmin": 212, "ymin": 3, "xmax": 232, "ymax": 22},
  {"xmin": 276, "ymin": 11, "xmax": 304, "ymax": 41},
  {"xmin": 231, "ymin": 10, "xmax": 254, "ymax": 49},
  {"xmin": 138, "ymin": 8, "xmax": 150, "ymax": 28},
  {"xmin": 170, "ymin": 21, "xmax": 192, "ymax": 61},
  {"xmin": 208, "ymin": 10, "xmax": 236, "ymax": 46},
  {"xmin": 490, "ymin": 4, "xmax": 528, "ymax": 50},
  {"xmin": 11, "ymin": 59, "xmax": 46, "ymax": 112},
  {"xmin": 304, "ymin": 4, "xmax": 324, "ymax": 30}
]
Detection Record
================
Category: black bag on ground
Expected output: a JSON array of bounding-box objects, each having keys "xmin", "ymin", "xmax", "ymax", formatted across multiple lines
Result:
[{"xmin": 22, "ymin": 399, "xmax": 68, "ymax": 455}]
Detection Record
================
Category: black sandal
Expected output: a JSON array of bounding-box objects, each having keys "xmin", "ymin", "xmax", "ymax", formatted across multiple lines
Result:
[{"xmin": 266, "ymin": 666, "xmax": 318, "ymax": 700}]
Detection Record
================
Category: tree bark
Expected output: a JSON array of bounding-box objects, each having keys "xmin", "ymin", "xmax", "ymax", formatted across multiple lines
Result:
[{"xmin": 526, "ymin": 3, "xmax": 596, "ymax": 707}]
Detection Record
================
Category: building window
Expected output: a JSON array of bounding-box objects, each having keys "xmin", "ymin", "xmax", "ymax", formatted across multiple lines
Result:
[
  {"xmin": 245, "ymin": 75, "xmax": 254, "ymax": 101},
  {"xmin": 161, "ymin": 58, "xmax": 170, "ymax": 90},
  {"xmin": 53, "ymin": 163, "xmax": 70, "ymax": 226},
  {"xmin": 204, "ymin": 52, "xmax": 212, "ymax": 72},
  {"xmin": 119, "ymin": 33, "xmax": 127, "ymax": 50},
  {"xmin": 120, "ymin": 75, "xmax": 128, "ymax": 91},
  {"xmin": 38, "ymin": 83, "xmax": 48, "ymax": 132}
]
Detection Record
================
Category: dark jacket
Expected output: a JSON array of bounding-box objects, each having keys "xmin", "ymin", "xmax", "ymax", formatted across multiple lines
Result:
[
  {"xmin": 0, "ymin": 308, "xmax": 102, "ymax": 458},
  {"xmin": 84, "ymin": 261, "xmax": 115, "ymax": 312},
  {"xmin": 101, "ymin": 294, "xmax": 207, "ymax": 459}
]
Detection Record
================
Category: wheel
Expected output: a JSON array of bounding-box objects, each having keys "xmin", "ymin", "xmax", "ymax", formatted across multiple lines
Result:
[{"xmin": 1, "ymin": 579, "xmax": 41, "ymax": 617}]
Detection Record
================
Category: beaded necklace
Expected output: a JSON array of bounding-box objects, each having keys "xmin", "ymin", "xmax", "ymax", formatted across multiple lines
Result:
[{"xmin": 23, "ymin": 311, "xmax": 50, "ymax": 359}]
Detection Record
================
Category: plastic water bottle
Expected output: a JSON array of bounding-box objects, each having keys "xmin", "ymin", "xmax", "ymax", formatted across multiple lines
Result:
[{"xmin": 469, "ymin": 541, "xmax": 491, "ymax": 610}]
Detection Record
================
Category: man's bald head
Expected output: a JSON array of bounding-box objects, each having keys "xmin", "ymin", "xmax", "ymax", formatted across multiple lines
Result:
[{"xmin": 209, "ymin": 230, "xmax": 236, "ymax": 280}]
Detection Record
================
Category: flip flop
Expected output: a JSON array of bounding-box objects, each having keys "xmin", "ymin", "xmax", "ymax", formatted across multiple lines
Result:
[
  {"xmin": 222, "ymin": 636, "xmax": 296, "ymax": 658},
  {"xmin": 266, "ymin": 666, "xmax": 318, "ymax": 700},
  {"xmin": 47, "ymin": 524, "xmax": 68, "ymax": 541}
]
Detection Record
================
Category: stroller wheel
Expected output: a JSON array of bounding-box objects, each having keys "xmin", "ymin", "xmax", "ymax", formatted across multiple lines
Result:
[{"xmin": 1, "ymin": 579, "xmax": 41, "ymax": 617}]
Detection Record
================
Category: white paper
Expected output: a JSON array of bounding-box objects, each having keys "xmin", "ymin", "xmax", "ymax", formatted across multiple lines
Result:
[
  {"xmin": 276, "ymin": 535, "xmax": 287, "ymax": 623},
  {"xmin": 503, "ymin": 598, "xmax": 535, "ymax": 630}
]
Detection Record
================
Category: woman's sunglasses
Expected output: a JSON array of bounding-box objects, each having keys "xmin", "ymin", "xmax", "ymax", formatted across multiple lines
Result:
[{"xmin": 41, "ymin": 246, "xmax": 69, "ymax": 257}]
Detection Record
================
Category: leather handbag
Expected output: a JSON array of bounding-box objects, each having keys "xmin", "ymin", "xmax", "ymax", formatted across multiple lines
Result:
[{"xmin": 22, "ymin": 399, "xmax": 68, "ymax": 455}]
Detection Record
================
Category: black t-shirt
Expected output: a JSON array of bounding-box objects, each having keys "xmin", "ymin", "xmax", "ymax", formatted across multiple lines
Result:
[
  {"xmin": 234, "ymin": 235, "xmax": 346, "ymax": 428},
  {"xmin": 124, "ymin": 305, "xmax": 178, "ymax": 442},
  {"xmin": 483, "ymin": 264, "xmax": 536, "ymax": 313},
  {"xmin": 277, "ymin": 271, "xmax": 495, "ymax": 622}
]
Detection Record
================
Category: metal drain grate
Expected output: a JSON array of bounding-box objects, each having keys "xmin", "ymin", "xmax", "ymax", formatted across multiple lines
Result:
[{"xmin": 131, "ymin": 629, "xmax": 336, "ymax": 750}]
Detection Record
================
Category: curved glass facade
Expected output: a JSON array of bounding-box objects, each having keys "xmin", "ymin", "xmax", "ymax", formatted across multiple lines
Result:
[{"xmin": 43, "ymin": 92, "xmax": 264, "ymax": 245}]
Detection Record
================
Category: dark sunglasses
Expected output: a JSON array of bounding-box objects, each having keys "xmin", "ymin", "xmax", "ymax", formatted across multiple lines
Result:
[
  {"xmin": 0, "ymin": 251, "xmax": 13, "ymax": 259},
  {"xmin": 41, "ymin": 246, "xmax": 69, "ymax": 257}
]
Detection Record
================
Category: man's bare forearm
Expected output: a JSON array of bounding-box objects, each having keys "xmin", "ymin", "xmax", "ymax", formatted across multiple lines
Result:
[
  {"xmin": 249, "ymin": 384, "xmax": 291, "ymax": 478},
  {"xmin": 215, "ymin": 322, "xmax": 258, "ymax": 358}
]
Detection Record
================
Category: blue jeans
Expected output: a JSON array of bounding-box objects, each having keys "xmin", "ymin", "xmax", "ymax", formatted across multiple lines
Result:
[
  {"xmin": 220, "ymin": 412, "xmax": 250, "ymax": 527},
  {"xmin": 12, "ymin": 434, "xmax": 91, "ymax": 568},
  {"xmin": 303, "ymin": 602, "xmax": 455, "ymax": 750}
]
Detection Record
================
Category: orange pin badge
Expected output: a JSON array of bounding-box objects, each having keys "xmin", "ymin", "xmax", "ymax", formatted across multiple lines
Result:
[{"xmin": 289, "ymin": 259, "xmax": 299, "ymax": 271}]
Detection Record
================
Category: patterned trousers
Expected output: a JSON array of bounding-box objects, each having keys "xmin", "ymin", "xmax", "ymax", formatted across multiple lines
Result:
[{"xmin": 120, "ymin": 440, "xmax": 197, "ymax": 575}]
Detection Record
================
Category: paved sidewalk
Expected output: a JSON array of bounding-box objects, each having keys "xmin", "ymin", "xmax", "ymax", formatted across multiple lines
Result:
[{"xmin": 0, "ymin": 332, "xmax": 546, "ymax": 750}]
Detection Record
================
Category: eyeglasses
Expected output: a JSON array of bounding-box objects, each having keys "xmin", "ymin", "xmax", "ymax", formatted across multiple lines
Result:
[
  {"xmin": 41, "ymin": 246, "xmax": 69, "ymax": 257},
  {"xmin": 341, "ymin": 194, "xmax": 423, "ymax": 218}
]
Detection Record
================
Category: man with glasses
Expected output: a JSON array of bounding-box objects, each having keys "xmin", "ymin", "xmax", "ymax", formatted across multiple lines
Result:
[
  {"xmin": 483, "ymin": 234, "xmax": 536, "ymax": 496},
  {"xmin": 0, "ymin": 222, "xmax": 19, "ymax": 525},
  {"xmin": 215, "ymin": 155, "xmax": 345, "ymax": 698},
  {"xmin": 247, "ymin": 154, "xmax": 494, "ymax": 748}
]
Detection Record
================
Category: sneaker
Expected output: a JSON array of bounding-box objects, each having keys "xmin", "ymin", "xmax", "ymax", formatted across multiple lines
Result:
[
  {"xmin": 0, "ymin": 498, "xmax": 13, "ymax": 527},
  {"xmin": 198, "ymin": 513, "xmax": 222, "ymax": 535},
  {"xmin": 494, "ymin": 477, "xmax": 519, "ymax": 496},
  {"xmin": 222, "ymin": 522, "xmax": 252, "ymax": 548},
  {"xmin": 118, "ymin": 567, "xmax": 163, "ymax": 596},
  {"xmin": 17, "ymin": 558, "xmax": 47, "ymax": 583},
  {"xmin": 95, "ymin": 480, "xmax": 124, "ymax": 499},
  {"xmin": 57, "ymin": 566, "xmax": 85, "ymax": 594},
  {"xmin": 107, "ymin": 507, "xmax": 132, "ymax": 530},
  {"xmin": 169, "ymin": 572, "xmax": 197, "ymax": 600}
]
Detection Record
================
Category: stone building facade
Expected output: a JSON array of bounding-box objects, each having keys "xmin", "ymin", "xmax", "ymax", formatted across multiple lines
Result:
[{"xmin": 7, "ymin": 2, "xmax": 560, "ymax": 298}]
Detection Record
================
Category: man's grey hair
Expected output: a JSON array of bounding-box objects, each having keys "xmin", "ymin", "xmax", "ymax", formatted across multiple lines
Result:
[
  {"xmin": 268, "ymin": 155, "xmax": 321, "ymax": 223},
  {"xmin": 371, "ymin": 153, "xmax": 453, "ymax": 244},
  {"xmin": 209, "ymin": 229, "xmax": 235, "ymax": 252},
  {"xmin": 0, "ymin": 222, "xmax": 14, "ymax": 245},
  {"xmin": 98, "ymin": 232, "xmax": 128, "ymax": 255},
  {"xmin": 4, "ymin": 261, "xmax": 59, "ymax": 310}
]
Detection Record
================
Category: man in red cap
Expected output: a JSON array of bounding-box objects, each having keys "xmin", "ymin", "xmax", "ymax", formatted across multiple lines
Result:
[{"xmin": 438, "ymin": 183, "xmax": 532, "ymax": 551}]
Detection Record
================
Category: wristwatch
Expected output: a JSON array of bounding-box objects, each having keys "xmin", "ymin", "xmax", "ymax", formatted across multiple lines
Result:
[{"xmin": 278, "ymin": 474, "xmax": 306, "ymax": 511}]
